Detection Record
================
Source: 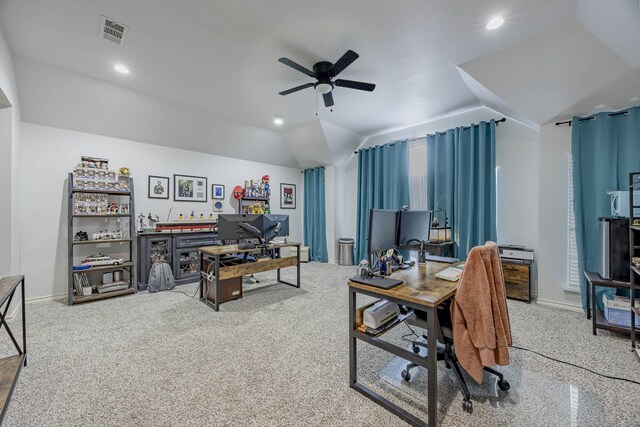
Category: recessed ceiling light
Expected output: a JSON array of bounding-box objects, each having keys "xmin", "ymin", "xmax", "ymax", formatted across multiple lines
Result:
[
  {"xmin": 273, "ymin": 117, "xmax": 283, "ymax": 125},
  {"xmin": 486, "ymin": 16, "xmax": 504, "ymax": 30},
  {"xmin": 114, "ymin": 64, "xmax": 130, "ymax": 74}
]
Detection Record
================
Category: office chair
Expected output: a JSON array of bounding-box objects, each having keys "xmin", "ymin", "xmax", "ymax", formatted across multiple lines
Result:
[{"xmin": 401, "ymin": 302, "xmax": 510, "ymax": 414}]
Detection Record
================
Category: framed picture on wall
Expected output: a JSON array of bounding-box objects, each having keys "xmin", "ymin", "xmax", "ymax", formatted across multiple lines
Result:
[
  {"xmin": 280, "ymin": 183, "xmax": 296, "ymax": 209},
  {"xmin": 148, "ymin": 175, "xmax": 169, "ymax": 199},
  {"xmin": 174, "ymin": 174, "xmax": 207, "ymax": 202},
  {"xmin": 212, "ymin": 184, "xmax": 225, "ymax": 200}
]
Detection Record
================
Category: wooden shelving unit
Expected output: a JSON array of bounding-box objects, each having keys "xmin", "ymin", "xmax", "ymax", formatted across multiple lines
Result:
[
  {"xmin": 67, "ymin": 173, "xmax": 136, "ymax": 305},
  {"xmin": 0, "ymin": 275, "xmax": 26, "ymax": 424}
]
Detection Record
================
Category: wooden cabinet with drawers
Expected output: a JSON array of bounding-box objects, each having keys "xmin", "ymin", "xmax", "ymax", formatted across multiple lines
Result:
[{"xmin": 502, "ymin": 260, "xmax": 531, "ymax": 302}]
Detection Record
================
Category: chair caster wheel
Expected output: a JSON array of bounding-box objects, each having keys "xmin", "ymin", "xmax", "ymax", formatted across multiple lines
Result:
[
  {"xmin": 412, "ymin": 345, "xmax": 420, "ymax": 354},
  {"xmin": 462, "ymin": 399, "xmax": 473, "ymax": 414},
  {"xmin": 444, "ymin": 361, "xmax": 451, "ymax": 369},
  {"xmin": 401, "ymin": 370, "xmax": 411, "ymax": 382},
  {"xmin": 497, "ymin": 379, "xmax": 510, "ymax": 391}
]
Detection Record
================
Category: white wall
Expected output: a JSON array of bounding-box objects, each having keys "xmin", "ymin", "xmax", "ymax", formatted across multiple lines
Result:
[
  {"xmin": 342, "ymin": 106, "xmax": 543, "ymax": 297},
  {"xmin": 537, "ymin": 122, "xmax": 581, "ymax": 309},
  {"xmin": 20, "ymin": 122, "xmax": 304, "ymax": 300},
  {"xmin": 0, "ymin": 24, "xmax": 21, "ymax": 277}
]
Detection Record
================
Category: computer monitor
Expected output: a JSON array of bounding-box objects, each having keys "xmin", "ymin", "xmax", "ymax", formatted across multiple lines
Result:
[
  {"xmin": 217, "ymin": 214, "xmax": 263, "ymax": 241},
  {"xmin": 263, "ymin": 214, "xmax": 289, "ymax": 239},
  {"xmin": 368, "ymin": 209, "xmax": 399, "ymax": 255},
  {"xmin": 397, "ymin": 210, "xmax": 432, "ymax": 247}
]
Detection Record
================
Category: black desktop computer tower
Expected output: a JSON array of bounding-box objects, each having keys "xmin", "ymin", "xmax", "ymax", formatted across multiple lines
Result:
[{"xmin": 598, "ymin": 217, "xmax": 629, "ymax": 282}]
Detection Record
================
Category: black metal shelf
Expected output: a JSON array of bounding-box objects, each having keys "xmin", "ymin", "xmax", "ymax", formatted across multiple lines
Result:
[
  {"xmin": 72, "ymin": 238, "xmax": 132, "ymax": 245},
  {"xmin": 72, "ymin": 214, "xmax": 131, "ymax": 218},
  {"xmin": 72, "ymin": 262, "xmax": 134, "ymax": 273},
  {"xmin": 71, "ymin": 188, "xmax": 131, "ymax": 196},
  {"xmin": 629, "ymin": 172, "xmax": 640, "ymax": 358},
  {"xmin": 68, "ymin": 172, "xmax": 137, "ymax": 306}
]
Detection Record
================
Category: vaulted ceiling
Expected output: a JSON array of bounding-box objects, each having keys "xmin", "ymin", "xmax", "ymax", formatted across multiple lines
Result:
[{"xmin": 1, "ymin": 0, "xmax": 639, "ymax": 168}]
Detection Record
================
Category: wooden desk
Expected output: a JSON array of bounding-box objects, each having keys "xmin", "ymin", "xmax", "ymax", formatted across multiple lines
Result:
[
  {"xmin": 198, "ymin": 242, "xmax": 301, "ymax": 311},
  {"xmin": 348, "ymin": 262, "xmax": 457, "ymax": 427}
]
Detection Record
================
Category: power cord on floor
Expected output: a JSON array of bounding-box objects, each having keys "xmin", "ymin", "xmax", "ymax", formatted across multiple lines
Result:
[
  {"xmin": 169, "ymin": 281, "xmax": 201, "ymax": 299},
  {"xmin": 511, "ymin": 345, "xmax": 640, "ymax": 386}
]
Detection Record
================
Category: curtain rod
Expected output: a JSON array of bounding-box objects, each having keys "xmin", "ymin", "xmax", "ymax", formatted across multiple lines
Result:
[
  {"xmin": 353, "ymin": 117, "xmax": 506, "ymax": 154},
  {"xmin": 555, "ymin": 110, "xmax": 630, "ymax": 126}
]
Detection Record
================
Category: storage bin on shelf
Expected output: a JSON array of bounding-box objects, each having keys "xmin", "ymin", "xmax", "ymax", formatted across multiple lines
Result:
[{"xmin": 603, "ymin": 294, "xmax": 640, "ymax": 327}]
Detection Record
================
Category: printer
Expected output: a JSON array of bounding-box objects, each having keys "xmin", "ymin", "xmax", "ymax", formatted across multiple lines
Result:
[
  {"xmin": 363, "ymin": 300, "xmax": 400, "ymax": 329},
  {"xmin": 498, "ymin": 244, "xmax": 534, "ymax": 264}
]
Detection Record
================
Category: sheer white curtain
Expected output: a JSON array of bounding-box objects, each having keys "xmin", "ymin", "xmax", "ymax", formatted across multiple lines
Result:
[{"xmin": 409, "ymin": 138, "xmax": 427, "ymax": 210}]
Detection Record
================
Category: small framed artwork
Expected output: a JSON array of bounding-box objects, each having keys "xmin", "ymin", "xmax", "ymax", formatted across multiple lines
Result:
[
  {"xmin": 280, "ymin": 183, "xmax": 296, "ymax": 209},
  {"xmin": 212, "ymin": 184, "xmax": 225, "ymax": 200},
  {"xmin": 148, "ymin": 175, "xmax": 169, "ymax": 199},
  {"xmin": 174, "ymin": 174, "xmax": 208, "ymax": 202}
]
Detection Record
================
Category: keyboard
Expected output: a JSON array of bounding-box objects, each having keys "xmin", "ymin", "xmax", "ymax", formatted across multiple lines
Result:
[{"xmin": 435, "ymin": 266, "xmax": 463, "ymax": 282}]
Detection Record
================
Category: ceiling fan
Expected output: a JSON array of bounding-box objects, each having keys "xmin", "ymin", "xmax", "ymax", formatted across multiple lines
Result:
[{"xmin": 278, "ymin": 50, "xmax": 376, "ymax": 108}]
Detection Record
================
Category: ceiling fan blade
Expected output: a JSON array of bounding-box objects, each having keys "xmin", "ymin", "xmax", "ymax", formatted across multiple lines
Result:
[
  {"xmin": 279, "ymin": 83, "xmax": 315, "ymax": 96},
  {"xmin": 334, "ymin": 79, "xmax": 376, "ymax": 92},
  {"xmin": 329, "ymin": 50, "xmax": 359, "ymax": 77},
  {"xmin": 323, "ymin": 92, "xmax": 334, "ymax": 108},
  {"xmin": 278, "ymin": 57, "xmax": 316, "ymax": 78}
]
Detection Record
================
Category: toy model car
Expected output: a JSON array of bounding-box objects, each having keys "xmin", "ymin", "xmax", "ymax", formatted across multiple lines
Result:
[{"xmin": 80, "ymin": 253, "xmax": 125, "ymax": 267}]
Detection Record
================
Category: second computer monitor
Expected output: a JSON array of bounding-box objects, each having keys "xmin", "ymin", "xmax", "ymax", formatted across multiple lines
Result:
[
  {"xmin": 217, "ymin": 214, "xmax": 263, "ymax": 240},
  {"xmin": 263, "ymin": 214, "xmax": 289, "ymax": 238},
  {"xmin": 368, "ymin": 209, "xmax": 399, "ymax": 255},
  {"xmin": 397, "ymin": 210, "xmax": 432, "ymax": 247}
]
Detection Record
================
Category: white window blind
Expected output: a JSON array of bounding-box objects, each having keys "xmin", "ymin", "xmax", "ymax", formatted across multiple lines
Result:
[
  {"xmin": 409, "ymin": 139, "xmax": 427, "ymax": 210},
  {"xmin": 567, "ymin": 154, "xmax": 580, "ymax": 292}
]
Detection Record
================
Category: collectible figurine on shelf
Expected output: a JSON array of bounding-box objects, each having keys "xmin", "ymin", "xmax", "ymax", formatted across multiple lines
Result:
[
  {"xmin": 199, "ymin": 213, "xmax": 204, "ymax": 220},
  {"xmin": 179, "ymin": 213, "xmax": 184, "ymax": 220},
  {"xmin": 138, "ymin": 213, "xmax": 146, "ymax": 232},
  {"xmin": 119, "ymin": 167, "xmax": 130, "ymax": 177},
  {"xmin": 107, "ymin": 203, "xmax": 119, "ymax": 214},
  {"xmin": 189, "ymin": 211, "xmax": 194, "ymax": 220},
  {"xmin": 248, "ymin": 201, "xmax": 264, "ymax": 214},
  {"xmin": 261, "ymin": 175, "xmax": 270, "ymax": 197}
]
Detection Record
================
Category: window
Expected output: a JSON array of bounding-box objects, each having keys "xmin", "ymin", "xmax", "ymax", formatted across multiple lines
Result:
[
  {"xmin": 409, "ymin": 138, "xmax": 427, "ymax": 210},
  {"xmin": 567, "ymin": 154, "xmax": 580, "ymax": 292}
]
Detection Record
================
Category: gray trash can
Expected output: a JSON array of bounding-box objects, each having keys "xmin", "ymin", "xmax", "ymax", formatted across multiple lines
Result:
[{"xmin": 338, "ymin": 238, "xmax": 355, "ymax": 266}]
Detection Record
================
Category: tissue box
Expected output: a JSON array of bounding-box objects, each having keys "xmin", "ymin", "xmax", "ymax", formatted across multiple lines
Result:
[{"xmin": 603, "ymin": 294, "xmax": 640, "ymax": 327}]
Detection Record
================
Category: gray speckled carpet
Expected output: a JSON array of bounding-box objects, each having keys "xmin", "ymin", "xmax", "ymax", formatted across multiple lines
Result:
[{"xmin": 1, "ymin": 262, "xmax": 639, "ymax": 426}]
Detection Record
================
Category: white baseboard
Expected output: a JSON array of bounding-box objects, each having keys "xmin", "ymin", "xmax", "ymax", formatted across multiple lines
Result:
[
  {"xmin": 5, "ymin": 292, "xmax": 66, "ymax": 320},
  {"xmin": 536, "ymin": 298, "xmax": 583, "ymax": 313}
]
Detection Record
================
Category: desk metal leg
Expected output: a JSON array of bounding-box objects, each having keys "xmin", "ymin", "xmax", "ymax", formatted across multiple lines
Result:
[
  {"xmin": 296, "ymin": 245, "xmax": 301, "ymax": 288},
  {"xmin": 591, "ymin": 282, "xmax": 597, "ymax": 335},
  {"xmin": 426, "ymin": 307, "xmax": 438, "ymax": 427},
  {"xmin": 21, "ymin": 277, "xmax": 26, "ymax": 367},
  {"xmin": 277, "ymin": 268, "xmax": 281, "ymax": 282},
  {"xmin": 214, "ymin": 255, "xmax": 220, "ymax": 312},
  {"xmin": 199, "ymin": 252, "xmax": 204, "ymax": 302},
  {"xmin": 586, "ymin": 279, "xmax": 591, "ymax": 320},
  {"xmin": 349, "ymin": 288, "xmax": 357, "ymax": 385}
]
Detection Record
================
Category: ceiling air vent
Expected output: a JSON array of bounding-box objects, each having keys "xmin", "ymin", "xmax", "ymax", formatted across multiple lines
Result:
[{"xmin": 100, "ymin": 16, "xmax": 128, "ymax": 45}]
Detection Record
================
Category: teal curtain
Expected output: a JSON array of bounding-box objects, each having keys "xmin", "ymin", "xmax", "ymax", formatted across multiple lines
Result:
[
  {"xmin": 572, "ymin": 106, "xmax": 640, "ymax": 311},
  {"xmin": 303, "ymin": 167, "xmax": 328, "ymax": 262},
  {"xmin": 426, "ymin": 120, "xmax": 497, "ymax": 258},
  {"xmin": 355, "ymin": 140, "xmax": 410, "ymax": 262}
]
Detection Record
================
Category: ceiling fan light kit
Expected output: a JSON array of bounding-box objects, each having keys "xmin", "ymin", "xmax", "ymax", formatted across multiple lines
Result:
[{"xmin": 278, "ymin": 50, "xmax": 376, "ymax": 108}]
